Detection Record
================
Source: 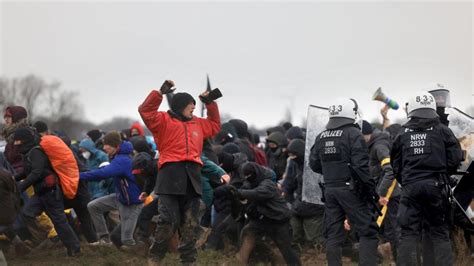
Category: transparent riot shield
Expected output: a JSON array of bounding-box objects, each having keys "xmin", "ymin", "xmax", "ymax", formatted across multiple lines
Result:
[
  {"xmin": 302, "ymin": 105, "xmax": 328, "ymax": 205},
  {"xmin": 447, "ymin": 107, "xmax": 474, "ymax": 226}
]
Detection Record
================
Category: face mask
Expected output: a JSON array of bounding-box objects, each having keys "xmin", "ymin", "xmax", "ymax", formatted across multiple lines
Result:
[
  {"xmin": 18, "ymin": 144, "xmax": 31, "ymax": 155},
  {"xmin": 82, "ymin": 151, "xmax": 91, "ymax": 160}
]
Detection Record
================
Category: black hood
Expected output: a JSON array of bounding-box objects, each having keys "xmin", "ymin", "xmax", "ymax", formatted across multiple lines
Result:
[
  {"xmin": 287, "ymin": 139, "xmax": 305, "ymax": 159},
  {"xmin": 228, "ymin": 119, "xmax": 249, "ymax": 139},
  {"xmin": 241, "ymin": 162, "xmax": 272, "ymax": 187},
  {"xmin": 214, "ymin": 122, "xmax": 237, "ymax": 145},
  {"xmin": 285, "ymin": 126, "xmax": 304, "ymax": 141},
  {"xmin": 13, "ymin": 127, "xmax": 37, "ymax": 154},
  {"xmin": 218, "ymin": 152, "xmax": 248, "ymax": 174},
  {"xmin": 404, "ymin": 117, "xmax": 440, "ymax": 130},
  {"xmin": 266, "ymin": 131, "xmax": 289, "ymax": 147},
  {"xmin": 367, "ymin": 131, "xmax": 390, "ymax": 149}
]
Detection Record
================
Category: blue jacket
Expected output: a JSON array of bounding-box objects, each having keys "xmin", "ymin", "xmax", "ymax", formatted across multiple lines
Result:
[
  {"xmin": 80, "ymin": 141, "xmax": 142, "ymax": 205},
  {"xmin": 79, "ymin": 138, "xmax": 113, "ymax": 199}
]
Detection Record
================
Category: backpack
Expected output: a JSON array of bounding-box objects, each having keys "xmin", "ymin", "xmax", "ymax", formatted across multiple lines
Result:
[
  {"xmin": 0, "ymin": 168, "xmax": 21, "ymax": 225},
  {"xmin": 251, "ymin": 145, "xmax": 268, "ymax": 167},
  {"xmin": 39, "ymin": 135, "xmax": 79, "ymax": 200}
]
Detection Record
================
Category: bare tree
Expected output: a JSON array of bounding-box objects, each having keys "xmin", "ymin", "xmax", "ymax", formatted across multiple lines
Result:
[
  {"xmin": 97, "ymin": 117, "xmax": 136, "ymax": 132},
  {"xmin": 0, "ymin": 74, "xmax": 83, "ymax": 121}
]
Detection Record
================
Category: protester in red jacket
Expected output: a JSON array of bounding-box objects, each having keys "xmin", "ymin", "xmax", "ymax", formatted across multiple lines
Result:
[{"xmin": 138, "ymin": 80, "xmax": 221, "ymax": 265}]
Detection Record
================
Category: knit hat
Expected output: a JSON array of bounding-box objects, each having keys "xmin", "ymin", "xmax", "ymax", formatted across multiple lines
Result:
[
  {"xmin": 170, "ymin": 93, "xmax": 196, "ymax": 115},
  {"xmin": 87, "ymin": 129, "xmax": 103, "ymax": 143},
  {"xmin": 222, "ymin": 142, "xmax": 241, "ymax": 154},
  {"xmin": 4, "ymin": 106, "xmax": 27, "ymax": 123},
  {"xmin": 33, "ymin": 121, "xmax": 48, "ymax": 134},
  {"xmin": 132, "ymin": 138, "xmax": 153, "ymax": 155},
  {"xmin": 13, "ymin": 127, "xmax": 34, "ymax": 144},
  {"xmin": 103, "ymin": 131, "xmax": 122, "ymax": 147},
  {"xmin": 361, "ymin": 120, "xmax": 373, "ymax": 135}
]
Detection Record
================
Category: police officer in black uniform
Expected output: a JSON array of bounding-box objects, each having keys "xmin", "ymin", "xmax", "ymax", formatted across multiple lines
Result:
[
  {"xmin": 391, "ymin": 91, "xmax": 463, "ymax": 266},
  {"xmin": 310, "ymin": 98, "xmax": 379, "ymax": 266}
]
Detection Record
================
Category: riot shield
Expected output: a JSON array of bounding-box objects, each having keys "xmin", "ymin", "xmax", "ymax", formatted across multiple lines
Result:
[
  {"xmin": 302, "ymin": 105, "xmax": 328, "ymax": 205},
  {"xmin": 447, "ymin": 107, "xmax": 474, "ymax": 227}
]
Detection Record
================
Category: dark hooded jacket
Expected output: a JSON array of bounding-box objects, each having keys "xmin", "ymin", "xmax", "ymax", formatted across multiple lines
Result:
[
  {"xmin": 0, "ymin": 152, "xmax": 15, "ymax": 175},
  {"xmin": 213, "ymin": 152, "xmax": 248, "ymax": 214},
  {"xmin": 285, "ymin": 139, "xmax": 324, "ymax": 217},
  {"xmin": 15, "ymin": 135, "xmax": 56, "ymax": 194},
  {"xmin": 367, "ymin": 131, "xmax": 400, "ymax": 197},
  {"xmin": 239, "ymin": 162, "xmax": 291, "ymax": 222},
  {"xmin": 266, "ymin": 131, "xmax": 288, "ymax": 180}
]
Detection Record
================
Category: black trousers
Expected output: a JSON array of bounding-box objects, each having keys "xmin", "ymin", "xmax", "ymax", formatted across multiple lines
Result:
[
  {"xmin": 135, "ymin": 197, "xmax": 159, "ymax": 240},
  {"xmin": 242, "ymin": 219, "xmax": 301, "ymax": 266},
  {"xmin": 397, "ymin": 179, "xmax": 452, "ymax": 266},
  {"xmin": 324, "ymin": 186, "xmax": 379, "ymax": 266},
  {"xmin": 63, "ymin": 180, "xmax": 97, "ymax": 243},
  {"xmin": 380, "ymin": 195, "xmax": 401, "ymax": 261},
  {"xmin": 22, "ymin": 189, "xmax": 80, "ymax": 253},
  {"xmin": 205, "ymin": 209, "xmax": 240, "ymax": 250}
]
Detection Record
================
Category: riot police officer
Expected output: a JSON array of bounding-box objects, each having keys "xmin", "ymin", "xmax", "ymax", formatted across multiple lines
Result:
[
  {"xmin": 391, "ymin": 91, "xmax": 463, "ymax": 266},
  {"xmin": 310, "ymin": 98, "xmax": 379, "ymax": 266}
]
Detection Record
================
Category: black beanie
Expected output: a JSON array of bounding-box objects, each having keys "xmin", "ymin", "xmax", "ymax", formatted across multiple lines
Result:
[
  {"xmin": 222, "ymin": 142, "xmax": 241, "ymax": 154},
  {"xmin": 33, "ymin": 121, "xmax": 48, "ymax": 134},
  {"xmin": 170, "ymin": 93, "xmax": 196, "ymax": 115},
  {"xmin": 87, "ymin": 129, "xmax": 103, "ymax": 143},
  {"xmin": 361, "ymin": 120, "xmax": 373, "ymax": 135},
  {"xmin": 13, "ymin": 128, "xmax": 34, "ymax": 144},
  {"xmin": 132, "ymin": 139, "xmax": 153, "ymax": 155}
]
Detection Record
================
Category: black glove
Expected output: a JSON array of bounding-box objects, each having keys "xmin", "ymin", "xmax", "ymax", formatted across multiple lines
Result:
[
  {"xmin": 227, "ymin": 185, "xmax": 241, "ymax": 198},
  {"xmin": 199, "ymin": 88, "xmax": 223, "ymax": 104},
  {"xmin": 160, "ymin": 80, "xmax": 176, "ymax": 95}
]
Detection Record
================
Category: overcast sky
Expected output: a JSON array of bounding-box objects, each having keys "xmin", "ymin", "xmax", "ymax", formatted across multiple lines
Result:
[{"xmin": 1, "ymin": 1, "xmax": 473, "ymax": 129}]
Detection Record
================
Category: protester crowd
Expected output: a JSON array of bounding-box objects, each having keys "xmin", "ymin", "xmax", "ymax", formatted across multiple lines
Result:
[{"xmin": 0, "ymin": 81, "xmax": 472, "ymax": 266}]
